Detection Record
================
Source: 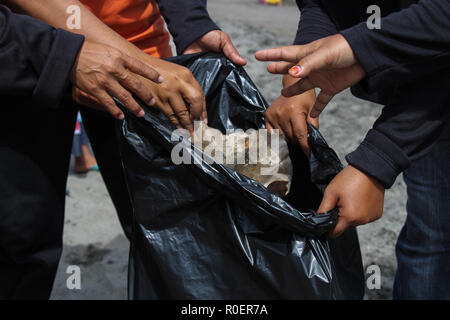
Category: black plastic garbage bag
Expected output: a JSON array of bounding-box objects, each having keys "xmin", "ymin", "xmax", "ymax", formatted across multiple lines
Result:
[{"xmin": 116, "ymin": 53, "xmax": 364, "ymax": 299}]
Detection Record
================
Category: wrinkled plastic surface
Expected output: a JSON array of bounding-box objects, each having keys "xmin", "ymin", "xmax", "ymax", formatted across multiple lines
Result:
[{"xmin": 116, "ymin": 53, "xmax": 364, "ymax": 299}]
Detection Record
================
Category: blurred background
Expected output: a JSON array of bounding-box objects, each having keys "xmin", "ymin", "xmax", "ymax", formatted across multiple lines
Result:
[{"xmin": 51, "ymin": 0, "xmax": 407, "ymax": 300}]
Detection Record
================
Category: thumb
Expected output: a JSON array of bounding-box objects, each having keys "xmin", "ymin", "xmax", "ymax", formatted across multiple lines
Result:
[
  {"xmin": 317, "ymin": 188, "xmax": 339, "ymax": 214},
  {"xmin": 307, "ymin": 115, "xmax": 319, "ymax": 129},
  {"xmin": 222, "ymin": 37, "xmax": 247, "ymax": 66},
  {"xmin": 287, "ymin": 48, "xmax": 329, "ymax": 79},
  {"xmin": 183, "ymin": 42, "xmax": 203, "ymax": 55}
]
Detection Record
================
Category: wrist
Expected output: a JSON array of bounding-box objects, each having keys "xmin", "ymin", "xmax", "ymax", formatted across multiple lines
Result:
[
  {"xmin": 345, "ymin": 129, "xmax": 411, "ymax": 189},
  {"xmin": 348, "ymin": 165, "xmax": 384, "ymax": 191}
]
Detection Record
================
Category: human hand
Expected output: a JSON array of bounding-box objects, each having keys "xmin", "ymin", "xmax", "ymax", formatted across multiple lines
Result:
[
  {"xmin": 255, "ymin": 34, "xmax": 366, "ymax": 118},
  {"xmin": 70, "ymin": 41, "xmax": 162, "ymax": 120},
  {"xmin": 133, "ymin": 58, "xmax": 207, "ymax": 133},
  {"xmin": 266, "ymin": 87, "xmax": 317, "ymax": 155},
  {"xmin": 317, "ymin": 165, "xmax": 385, "ymax": 238},
  {"xmin": 73, "ymin": 45, "xmax": 207, "ymax": 132},
  {"xmin": 183, "ymin": 30, "xmax": 247, "ymax": 66}
]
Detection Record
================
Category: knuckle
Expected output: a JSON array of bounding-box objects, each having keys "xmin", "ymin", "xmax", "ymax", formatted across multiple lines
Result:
[
  {"xmin": 294, "ymin": 125, "xmax": 307, "ymax": 138},
  {"xmin": 280, "ymin": 47, "xmax": 288, "ymax": 60},
  {"xmin": 175, "ymin": 109, "xmax": 189, "ymax": 118},
  {"xmin": 322, "ymin": 49, "xmax": 334, "ymax": 67},
  {"xmin": 109, "ymin": 48, "xmax": 123, "ymax": 61},
  {"xmin": 90, "ymin": 88, "xmax": 103, "ymax": 98},
  {"xmin": 345, "ymin": 216, "xmax": 358, "ymax": 226},
  {"xmin": 132, "ymin": 79, "xmax": 145, "ymax": 92},
  {"xmin": 275, "ymin": 108, "xmax": 284, "ymax": 117},
  {"xmin": 286, "ymin": 104, "xmax": 296, "ymax": 111},
  {"xmin": 111, "ymin": 109, "xmax": 122, "ymax": 118},
  {"xmin": 188, "ymin": 93, "xmax": 202, "ymax": 105},
  {"xmin": 296, "ymin": 133, "xmax": 307, "ymax": 142},
  {"xmin": 102, "ymin": 62, "xmax": 116, "ymax": 75},
  {"xmin": 148, "ymin": 68, "xmax": 159, "ymax": 78},
  {"xmin": 96, "ymin": 75, "xmax": 108, "ymax": 87},
  {"xmin": 180, "ymin": 66, "xmax": 193, "ymax": 79},
  {"xmin": 266, "ymin": 110, "xmax": 275, "ymax": 120},
  {"xmin": 142, "ymin": 91, "xmax": 153, "ymax": 103},
  {"xmin": 117, "ymin": 92, "xmax": 132, "ymax": 104},
  {"xmin": 116, "ymin": 70, "xmax": 129, "ymax": 82},
  {"xmin": 167, "ymin": 114, "xmax": 179, "ymax": 124},
  {"xmin": 84, "ymin": 82, "xmax": 95, "ymax": 91}
]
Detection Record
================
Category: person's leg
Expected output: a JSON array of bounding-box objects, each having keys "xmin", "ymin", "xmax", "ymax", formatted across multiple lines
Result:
[
  {"xmin": 73, "ymin": 122, "xmax": 98, "ymax": 173},
  {"xmin": 0, "ymin": 98, "xmax": 77, "ymax": 299},
  {"xmin": 72, "ymin": 134, "xmax": 83, "ymax": 158},
  {"xmin": 393, "ymin": 122, "xmax": 450, "ymax": 299},
  {"xmin": 79, "ymin": 107, "xmax": 134, "ymax": 239}
]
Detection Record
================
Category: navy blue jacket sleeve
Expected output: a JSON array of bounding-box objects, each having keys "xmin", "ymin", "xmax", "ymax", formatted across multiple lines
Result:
[
  {"xmin": 340, "ymin": 0, "xmax": 450, "ymax": 95},
  {"xmin": 341, "ymin": 0, "xmax": 450, "ymax": 188},
  {"xmin": 293, "ymin": 0, "xmax": 450, "ymax": 188},
  {"xmin": 0, "ymin": 5, "xmax": 84, "ymax": 108},
  {"xmin": 293, "ymin": 0, "xmax": 337, "ymax": 45},
  {"xmin": 156, "ymin": 0, "xmax": 220, "ymax": 55}
]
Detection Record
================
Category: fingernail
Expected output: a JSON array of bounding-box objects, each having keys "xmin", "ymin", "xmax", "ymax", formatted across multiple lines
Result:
[
  {"xmin": 137, "ymin": 109, "xmax": 145, "ymax": 117},
  {"xmin": 289, "ymin": 65, "xmax": 303, "ymax": 77},
  {"xmin": 310, "ymin": 110, "xmax": 319, "ymax": 118},
  {"xmin": 149, "ymin": 98, "xmax": 156, "ymax": 106},
  {"xmin": 203, "ymin": 117, "xmax": 208, "ymax": 125},
  {"xmin": 117, "ymin": 113, "xmax": 125, "ymax": 120},
  {"xmin": 157, "ymin": 75, "xmax": 164, "ymax": 83}
]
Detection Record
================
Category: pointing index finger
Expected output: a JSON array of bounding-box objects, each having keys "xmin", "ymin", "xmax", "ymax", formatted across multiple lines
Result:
[{"xmin": 255, "ymin": 45, "xmax": 309, "ymax": 63}]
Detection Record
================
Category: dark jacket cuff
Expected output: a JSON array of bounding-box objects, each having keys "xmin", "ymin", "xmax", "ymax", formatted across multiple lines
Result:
[
  {"xmin": 32, "ymin": 29, "xmax": 84, "ymax": 108},
  {"xmin": 340, "ymin": 23, "xmax": 398, "ymax": 100},
  {"xmin": 174, "ymin": 19, "xmax": 220, "ymax": 55},
  {"xmin": 345, "ymin": 129, "xmax": 411, "ymax": 189}
]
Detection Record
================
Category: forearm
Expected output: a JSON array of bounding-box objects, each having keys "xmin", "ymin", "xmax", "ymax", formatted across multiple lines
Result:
[
  {"xmin": 6, "ymin": 0, "xmax": 209, "ymax": 128},
  {"xmin": 346, "ymin": 70, "xmax": 450, "ymax": 189},
  {"xmin": 5, "ymin": 0, "xmax": 161, "ymax": 67}
]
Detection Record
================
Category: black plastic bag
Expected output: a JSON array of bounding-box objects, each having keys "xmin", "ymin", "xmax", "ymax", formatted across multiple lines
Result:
[{"xmin": 116, "ymin": 53, "xmax": 364, "ymax": 299}]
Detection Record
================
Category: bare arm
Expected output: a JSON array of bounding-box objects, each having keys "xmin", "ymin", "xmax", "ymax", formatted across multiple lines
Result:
[
  {"xmin": 6, "ymin": 0, "xmax": 158, "ymax": 69},
  {"xmin": 6, "ymin": 0, "xmax": 207, "ymax": 130}
]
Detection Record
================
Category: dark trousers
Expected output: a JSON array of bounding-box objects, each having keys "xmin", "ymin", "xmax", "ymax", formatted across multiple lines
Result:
[
  {"xmin": 380, "ymin": 71, "xmax": 450, "ymax": 299},
  {"xmin": 394, "ymin": 122, "xmax": 450, "ymax": 299},
  {"xmin": 0, "ymin": 97, "xmax": 132, "ymax": 299}
]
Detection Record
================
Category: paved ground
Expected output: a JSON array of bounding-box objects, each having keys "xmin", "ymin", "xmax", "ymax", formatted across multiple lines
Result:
[{"xmin": 51, "ymin": 0, "xmax": 406, "ymax": 300}]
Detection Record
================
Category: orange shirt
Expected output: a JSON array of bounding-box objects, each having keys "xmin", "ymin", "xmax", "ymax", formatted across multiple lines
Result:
[{"xmin": 80, "ymin": 0, "xmax": 172, "ymax": 58}]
